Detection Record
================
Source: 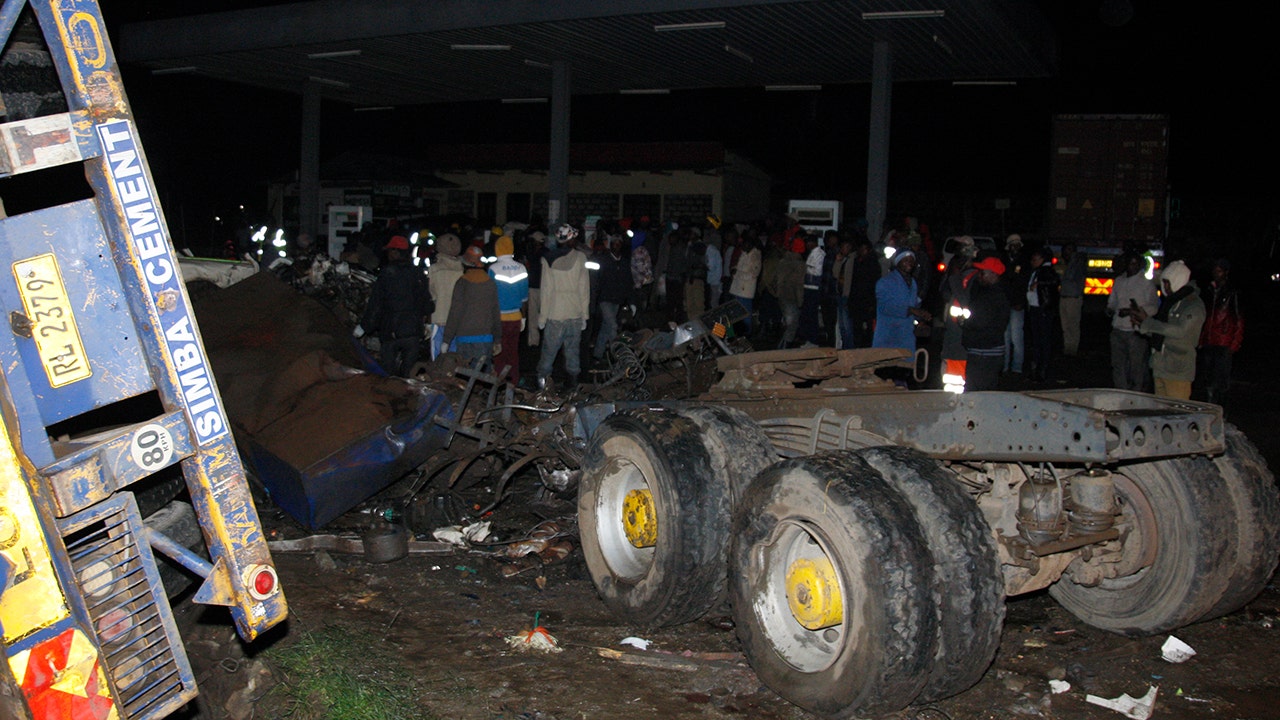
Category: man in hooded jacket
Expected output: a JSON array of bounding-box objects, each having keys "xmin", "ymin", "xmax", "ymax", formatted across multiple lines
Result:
[{"xmin": 1129, "ymin": 260, "xmax": 1204, "ymax": 400}]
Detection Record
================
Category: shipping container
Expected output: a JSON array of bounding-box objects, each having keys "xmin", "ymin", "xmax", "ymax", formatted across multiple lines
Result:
[{"xmin": 1048, "ymin": 114, "xmax": 1168, "ymax": 246}]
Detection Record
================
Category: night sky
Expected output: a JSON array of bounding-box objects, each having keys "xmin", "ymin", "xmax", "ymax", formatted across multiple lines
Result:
[{"xmin": 48, "ymin": 3, "xmax": 1280, "ymax": 257}]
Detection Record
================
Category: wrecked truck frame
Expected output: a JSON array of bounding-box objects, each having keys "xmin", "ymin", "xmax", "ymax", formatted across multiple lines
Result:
[
  {"xmin": 244, "ymin": 322, "xmax": 1274, "ymax": 720},
  {"xmin": 562, "ymin": 346, "xmax": 1278, "ymax": 719}
]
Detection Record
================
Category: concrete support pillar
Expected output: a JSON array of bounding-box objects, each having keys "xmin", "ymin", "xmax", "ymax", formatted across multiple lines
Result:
[
  {"xmin": 299, "ymin": 80, "xmax": 321, "ymax": 239},
  {"xmin": 548, "ymin": 60, "xmax": 571, "ymax": 226},
  {"xmin": 865, "ymin": 40, "xmax": 892, "ymax": 247}
]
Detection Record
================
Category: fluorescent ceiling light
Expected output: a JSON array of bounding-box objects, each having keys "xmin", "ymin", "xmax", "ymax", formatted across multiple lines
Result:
[
  {"xmin": 151, "ymin": 66, "xmax": 198, "ymax": 75},
  {"xmin": 451, "ymin": 44, "xmax": 511, "ymax": 51},
  {"xmin": 654, "ymin": 21, "xmax": 725, "ymax": 32},
  {"xmin": 724, "ymin": 44, "xmax": 753, "ymax": 63},
  {"xmin": 952, "ymin": 80, "xmax": 1017, "ymax": 86},
  {"xmin": 354, "ymin": 106, "xmax": 394, "ymax": 112},
  {"xmin": 501, "ymin": 97, "xmax": 548, "ymax": 104},
  {"xmin": 308, "ymin": 76, "xmax": 350, "ymax": 88},
  {"xmin": 307, "ymin": 49, "xmax": 361, "ymax": 59},
  {"xmin": 766, "ymin": 84, "xmax": 822, "ymax": 91},
  {"xmin": 523, "ymin": 59, "xmax": 551, "ymax": 69},
  {"xmin": 861, "ymin": 10, "xmax": 945, "ymax": 20},
  {"xmin": 620, "ymin": 88, "xmax": 670, "ymax": 95}
]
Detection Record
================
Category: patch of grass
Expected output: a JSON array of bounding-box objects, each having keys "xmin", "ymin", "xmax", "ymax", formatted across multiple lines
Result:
[{"xmin": 264, "ymin": 625, "xmax": 436, "ymax": 720}]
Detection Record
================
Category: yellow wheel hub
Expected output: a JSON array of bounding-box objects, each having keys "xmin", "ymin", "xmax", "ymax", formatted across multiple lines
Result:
[
  {"xmin": 622, "ymin": 488, "xmax": 657, "ymax": 548},
  {"xmin": 786, "ymin": 557, "xmax": 843, "ymax": 630}
]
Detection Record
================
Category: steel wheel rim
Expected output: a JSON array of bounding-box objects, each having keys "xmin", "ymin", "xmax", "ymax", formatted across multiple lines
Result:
[
  {"xmin": 593, "ymin": 435, "xmax": 657, "ymax": 581},
  {"xmin": 753, "ymin": 519, "xmax": 854, "ymax": 673}
]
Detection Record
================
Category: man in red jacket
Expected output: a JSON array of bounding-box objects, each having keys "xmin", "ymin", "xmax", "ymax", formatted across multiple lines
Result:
[{"xmin": 1198, "ymin": 258, "xmax": 1244, "ymax": 406}]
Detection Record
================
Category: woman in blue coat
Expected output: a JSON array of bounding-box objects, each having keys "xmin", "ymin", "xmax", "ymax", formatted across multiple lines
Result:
[{"xmin": 873, "ymin": 249, "xmax": 931, "ymax": 351}]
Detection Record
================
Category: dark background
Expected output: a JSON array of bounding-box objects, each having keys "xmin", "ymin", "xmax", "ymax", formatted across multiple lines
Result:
[{"xmin": 32, "ymin": 2, "xmax": 1278, "ymax": 268}]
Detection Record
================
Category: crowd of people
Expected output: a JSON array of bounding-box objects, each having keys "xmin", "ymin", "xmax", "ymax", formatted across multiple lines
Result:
[{"xmin": 345, "ymin": 212, "xmax": 1245, "ymax": 405}]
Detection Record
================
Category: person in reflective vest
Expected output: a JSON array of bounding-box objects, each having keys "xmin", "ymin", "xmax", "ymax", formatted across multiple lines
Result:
[
  {"xmin": 940, "ymin": 250, "xmax": 980, "ymax": 393},
  {"xmin": 489, "ymin": 235, "xmax": 529, "ymax": 385}
]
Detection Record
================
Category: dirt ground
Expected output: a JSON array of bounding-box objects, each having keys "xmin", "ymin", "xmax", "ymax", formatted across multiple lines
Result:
[
  {"xmin": 174, "ymin": 550, "xmax": 1280, "ymax": 720},
  {"xmin": 168, "ymin": 309, "xmax": 1280, "ymax": 720}
]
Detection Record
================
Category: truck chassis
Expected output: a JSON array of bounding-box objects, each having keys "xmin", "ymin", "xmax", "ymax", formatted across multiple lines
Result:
[{"xmin": 566, "ymin": 348, "xmax": 1279, "ymax": 717}]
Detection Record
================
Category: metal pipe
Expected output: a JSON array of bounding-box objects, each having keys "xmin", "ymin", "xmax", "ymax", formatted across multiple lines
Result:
[{"xmin": 144, "ymin": 526, "xmax": 212, "ymax": 578}]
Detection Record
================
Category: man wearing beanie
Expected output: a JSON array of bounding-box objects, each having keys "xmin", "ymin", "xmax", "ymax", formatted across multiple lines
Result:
[
  {"xmin": 1129, "ymin": 259, "xmax": 1204, "ymax": 400},
  {"xmin": 769, "ymin": 237, "xmax": 807, "ymax": 349},
  {"xmin": 489, "ymin": 235, "xmax": 529, "ymax": 385}
]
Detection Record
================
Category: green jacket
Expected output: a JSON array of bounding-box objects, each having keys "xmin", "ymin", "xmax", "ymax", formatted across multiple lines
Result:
[{"xmin": 1140, "ymin": 281, "xmax": 1205, "ymax": 382}]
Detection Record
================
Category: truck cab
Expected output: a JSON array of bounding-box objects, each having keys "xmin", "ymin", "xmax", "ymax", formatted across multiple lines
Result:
[{"xmin": 2, "ymin": 3, "xmax": 285, "ymax": 718}]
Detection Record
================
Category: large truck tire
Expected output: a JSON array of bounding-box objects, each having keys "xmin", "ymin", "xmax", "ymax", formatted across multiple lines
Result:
[
  {"xmin": 133, "ymin": 470, "xmax": 187, "ymax": 518},
  {"xmin": 856, "ymin": 446, "xmax": 1005, "ymax": 702},
  {"xmin": 1201, "ymin": 424, "xmax": 1280, "ymax": 620},
  {"xmin": 1049, "ymin": 455, "xmax": 1235, "ymax": 636},
  {"xmin": 677, "ymin": 404, "xmax": 775, "ymax": 507},
  {"xmin": 729, "ymin": 450, "xmax": 937, "ymax": 718},
  {"xmin": 578, "ymin": 408, "xmax": 729, "ymax": 627}
]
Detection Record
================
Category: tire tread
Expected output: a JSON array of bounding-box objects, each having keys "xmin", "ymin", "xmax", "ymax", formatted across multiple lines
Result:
[
  {"xmin": 731, "ymin": 450, "xmax": 937, "ymax": 717},
  {"xmin": 579, "ymin": 407, "xmax": 729, "ymax": 627},
  {"xmin": 857, "ymin": 445, "xmax": 1005, "ymax": 702}
]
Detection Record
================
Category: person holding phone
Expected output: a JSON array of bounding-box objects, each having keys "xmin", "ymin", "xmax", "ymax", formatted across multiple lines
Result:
[
  {"xmin": 1107, "ymin": 253, "xmax": 1159, "ymax": 391},
  {"xmin": 1128, "ymin": 260, "xmax": 1204, "ymax": 400}
]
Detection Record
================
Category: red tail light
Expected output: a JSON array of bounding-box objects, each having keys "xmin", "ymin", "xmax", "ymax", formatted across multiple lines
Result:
[{"xmin": 247, "ymin": 565, "xmax": 278, "ymax": 600}]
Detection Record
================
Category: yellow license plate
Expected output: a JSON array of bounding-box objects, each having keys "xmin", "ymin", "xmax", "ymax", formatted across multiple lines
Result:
[{"xmin": 12, "ymin": 253, "xmax": 92, "ymax": 387}]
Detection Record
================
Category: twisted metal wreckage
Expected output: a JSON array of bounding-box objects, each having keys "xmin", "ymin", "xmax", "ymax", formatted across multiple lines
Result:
[{"xmin": 182, "ymin": 259, "xmax": 770, "ymax": 532}]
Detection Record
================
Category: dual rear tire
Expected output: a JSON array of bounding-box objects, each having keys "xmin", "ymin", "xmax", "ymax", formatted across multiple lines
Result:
[
  {"xmin": 728, "ymin": 448, "xmax": 1004, "ymax": 717},
  {"xmin": 1050, "ymin": 424, "xmax": 1280, "ymax": 634},
  {"xmin": 579, "ymin": 407, "xmax": 1003, "ymax": 717},
  {"xmin": 577, "ymin": 405, "xmax": 772, "ymax": 627}
]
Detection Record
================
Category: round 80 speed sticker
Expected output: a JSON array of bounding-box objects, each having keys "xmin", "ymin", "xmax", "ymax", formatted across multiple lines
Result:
[{"xmin": 130, "ymin": 423, "xmax": 175, "ymax": 471}]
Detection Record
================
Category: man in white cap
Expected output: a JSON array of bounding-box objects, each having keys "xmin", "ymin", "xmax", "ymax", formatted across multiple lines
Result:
[{"xmin": 1129, "ymin": 259, "xmax": 1204, "ymax": 400}]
